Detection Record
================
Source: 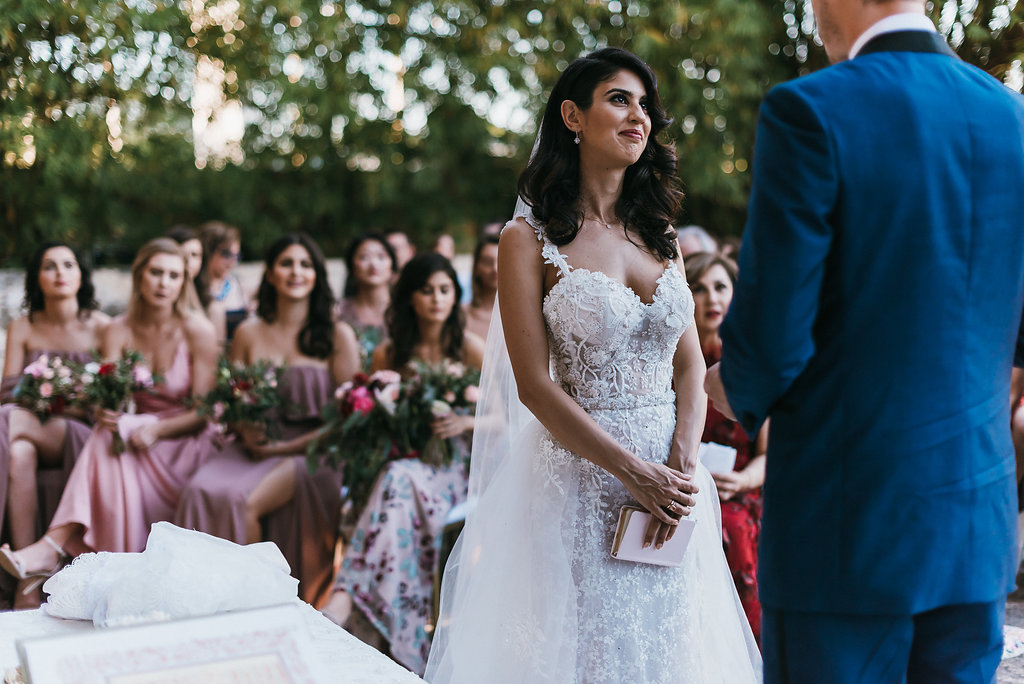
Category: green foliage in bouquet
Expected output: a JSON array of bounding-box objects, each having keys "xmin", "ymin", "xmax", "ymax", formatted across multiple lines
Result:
[
  {"xmin": 74, "ymin": 349, "xmax": 156, "ymax": 453},
  {"xmin": 308, "ymin": 370, "xmax": 404, "ymax": 509},
  {"xmin": 194, "ymin": 357, "xmax": 284, "ymax": 432},
  {"xmin": 393, "ymin": 360, "xmax": 482, "ymax": 468}
]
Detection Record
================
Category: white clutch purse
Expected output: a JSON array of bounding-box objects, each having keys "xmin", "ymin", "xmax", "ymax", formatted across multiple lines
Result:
[{"xmin": 610, "ymin": 505, "xmax": 697, "ymax": 567}]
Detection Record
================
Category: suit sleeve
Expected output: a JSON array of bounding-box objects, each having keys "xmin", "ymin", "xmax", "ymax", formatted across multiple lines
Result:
[{"xmin": 719, "ymin": 84, "xmax": 838, "ymax": 438}]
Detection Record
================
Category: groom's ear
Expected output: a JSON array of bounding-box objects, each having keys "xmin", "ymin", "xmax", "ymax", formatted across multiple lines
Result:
[{"xmin": 560, "ymin": 100, "xmax": 582, "ymax": 134}]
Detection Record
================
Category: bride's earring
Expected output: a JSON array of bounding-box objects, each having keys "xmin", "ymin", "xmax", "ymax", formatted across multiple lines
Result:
[{"xmin": 573, "ymin": 130, "xmax": 581, "ymax": 145}]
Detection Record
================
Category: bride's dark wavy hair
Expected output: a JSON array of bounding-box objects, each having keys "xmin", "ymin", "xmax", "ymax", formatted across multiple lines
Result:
[
  {"xmin": 518, "ymin": 47, "xmax": 682, "ymax": 262},
  {"xmin": 256, "ymin": 233, "xmax": 336, "ymax": 359}
]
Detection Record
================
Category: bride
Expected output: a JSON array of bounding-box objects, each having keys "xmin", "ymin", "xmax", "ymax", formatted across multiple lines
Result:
[{"xmin": 425, "ymin": 48, "xmax": 761, "ymax": 682}]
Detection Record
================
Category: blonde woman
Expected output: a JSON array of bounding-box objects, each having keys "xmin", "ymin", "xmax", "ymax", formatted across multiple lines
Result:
[{"xmin": 0, "ymin": 239, "xmax": 218, "ymax": 596}]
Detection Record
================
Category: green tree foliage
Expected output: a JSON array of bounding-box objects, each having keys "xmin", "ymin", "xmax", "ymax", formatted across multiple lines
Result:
[{"xmin": 1, "ymin": 0, "xmax": 1021, "ymax": 265}]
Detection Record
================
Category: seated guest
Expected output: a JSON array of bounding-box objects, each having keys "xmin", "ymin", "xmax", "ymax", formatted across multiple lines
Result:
[
  {"xmin": 685, "ymin": 250, "xmax": 767, "ymax": 643},
  {"xmin": 176, "ymin": 234, "xmax": 360, "ymax": 604},
  {"xmin": 336, "ymin": 233, "xmax": 396, "ymax": 372},
  {"xmin": 385, "ymin": 230, "xmax": 416, "ymax": 271},
  {"xmin": 430, "ymin": 233, "xmax": 456, "ymax": 261},
  {"xmin": 166, "ymin": 225, "xmax": 227, "ymax": 342},
  {"xmin": 0, "ymin": 242, "xmax": 109, "ymax": 608},
  {"xmin": 463, "ymin": 234, "xmax": 499, "ymax": 340},
  {"xmin": 198, "ymin": 220, "xmax": 248, "ymax": 342},
  {"xmin": 321, "ymin": 253, "xmax": 484, "ymax": 674},
  {"xmin": 0, "ymin": 239, "xmax": 218, "ymax": 594},
  {"xmin": 677, "ymin": 224, "xmax": 718, "ymax": 256}
]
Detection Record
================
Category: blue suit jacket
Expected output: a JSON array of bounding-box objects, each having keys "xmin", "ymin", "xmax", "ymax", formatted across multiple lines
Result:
[{"xmin": 720, "ymin": 31, "xmax": 1024, "ymax": 615}]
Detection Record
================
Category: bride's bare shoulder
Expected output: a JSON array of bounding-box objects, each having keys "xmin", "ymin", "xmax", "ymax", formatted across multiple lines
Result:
[{"xmin": 499, "ymin": 219, "xmax": 542, "ymax": 254}]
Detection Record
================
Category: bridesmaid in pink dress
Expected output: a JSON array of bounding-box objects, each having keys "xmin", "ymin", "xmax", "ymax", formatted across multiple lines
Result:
[
  {"xmin": 175, "ymin": 234, "xmax": 360, "ymax": 605},
  {"xmin": 0, "ymin": 238, "xmax": 218, "ymax": 597},
  {"xmin": 1, "ymin": 242, "xmax": 108, "ymax": 608}
]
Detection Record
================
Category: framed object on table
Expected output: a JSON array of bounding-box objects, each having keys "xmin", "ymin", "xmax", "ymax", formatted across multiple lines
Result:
[{"xmin": 16, "ymin": 604, "xmax": 331, "ymax": 684}]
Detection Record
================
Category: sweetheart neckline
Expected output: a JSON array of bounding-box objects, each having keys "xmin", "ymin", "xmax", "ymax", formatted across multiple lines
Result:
[{"xmin": 543, "ymin": 264, "xmax": 679, "ymax": 310}]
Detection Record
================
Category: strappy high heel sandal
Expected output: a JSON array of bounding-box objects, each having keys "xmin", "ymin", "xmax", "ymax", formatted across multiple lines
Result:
[{"xmin": 0, "ymin": 534, "xmax": 69, "ymax": 594}]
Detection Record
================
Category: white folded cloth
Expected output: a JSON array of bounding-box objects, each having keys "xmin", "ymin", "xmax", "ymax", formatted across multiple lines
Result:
[{"xmin": 42, "ymin": 522, "xmax": 299, "ymax": 627}]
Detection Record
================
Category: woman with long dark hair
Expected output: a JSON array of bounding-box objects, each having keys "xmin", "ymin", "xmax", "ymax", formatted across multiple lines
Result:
[
  {"xmin": 176, "ymin": 233, "xmax": 360, "ymax": 605},
  {"xmin": 0, "ymin": 239, "xmax": 219, "ymax": 601},
  {"xmin": 336, "ymin": 232, "xmax": 397, "ymax": 371},
  {"xmin": 0, "ymin": 242, "xmax": 108, "ymax": 608},
  {"xmin": 322, "ymin": 253, "xmax": 485, "ymax": 674},
  {"xmin": 426, "ymin": 48, "xmax": 760, "ymax": 681}
]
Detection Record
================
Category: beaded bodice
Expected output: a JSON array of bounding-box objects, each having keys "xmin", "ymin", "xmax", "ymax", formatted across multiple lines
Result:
[{"xmin": 532, "ymin": 219, "xmax": 695, "ymax": 411}]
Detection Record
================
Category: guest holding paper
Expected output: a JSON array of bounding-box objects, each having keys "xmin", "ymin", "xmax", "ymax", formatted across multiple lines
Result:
[
  {"xmin": 176, "ymin": 233, "xmax": 360, "ymax": 604},
  {"xmin": 0, "ymin": 242, "xmax": 109, "ymax": 608},
  {"xmin": 0, "ymin": 238, "xmax": 218, "ymax": 599},
  {"xmin": 685, "ymin": 250, "xmax": 766, "ymax": 642}
]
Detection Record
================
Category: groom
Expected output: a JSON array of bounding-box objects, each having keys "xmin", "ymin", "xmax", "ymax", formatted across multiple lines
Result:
[{"xmin": 705, "ymin": 0, "xmax": 1024, "ymax": 680}]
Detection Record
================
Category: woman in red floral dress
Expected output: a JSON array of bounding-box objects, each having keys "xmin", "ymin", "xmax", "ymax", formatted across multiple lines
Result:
[{"xmin": 685, "ymin": 251, "xmax": 767, "ymax": 643}]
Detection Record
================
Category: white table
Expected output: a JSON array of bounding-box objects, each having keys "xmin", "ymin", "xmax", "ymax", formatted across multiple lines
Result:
[{"xmin": 0, "ymin": 601, "xmax": 423, "ymax": 683}]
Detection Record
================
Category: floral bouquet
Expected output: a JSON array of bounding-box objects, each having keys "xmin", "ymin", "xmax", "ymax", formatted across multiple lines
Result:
[
  {"xmin": 194, "ymin": 358, "xmax": 283, "ymax": 435},
  {"xmin": 12, "ymin": 354, "xmax": 79, "ymax": 422},
  {"xmin": 75, "ymin": 349, "xmax": 156, "ymax": 454},
  {"xmin": 308, "ymin": 370, "xmax": 403, "ymax": 509},
  {"xmin": 393, "ymin": 359, "xmax": 481, "ymax": 468}
]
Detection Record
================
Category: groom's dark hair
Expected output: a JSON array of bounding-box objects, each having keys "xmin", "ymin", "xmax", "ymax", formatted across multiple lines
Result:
[{"xmin": 518, "ymin": 47, "xmax": 682, "ymax": 263}]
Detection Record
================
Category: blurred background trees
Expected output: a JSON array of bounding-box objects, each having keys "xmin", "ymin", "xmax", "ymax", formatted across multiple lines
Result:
[{"xmin": 1, "ymin": 0, "xmax": 1021, "ymax": 265}]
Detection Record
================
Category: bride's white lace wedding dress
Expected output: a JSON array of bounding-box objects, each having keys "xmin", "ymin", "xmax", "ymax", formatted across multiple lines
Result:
[{"xmin": 426, "ymin": 220, "xmax": 761, "ymax": 683}]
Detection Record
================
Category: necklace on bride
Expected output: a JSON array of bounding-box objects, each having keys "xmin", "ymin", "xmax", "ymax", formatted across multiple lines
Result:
[{"xmin": 583, "ymin": 213, "xmax": 622, "ymax": 231}]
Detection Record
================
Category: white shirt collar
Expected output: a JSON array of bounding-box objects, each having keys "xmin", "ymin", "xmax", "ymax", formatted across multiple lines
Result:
[{"xmin": 848, "ymin": 13, "xmax": 938, "ymax": 60}]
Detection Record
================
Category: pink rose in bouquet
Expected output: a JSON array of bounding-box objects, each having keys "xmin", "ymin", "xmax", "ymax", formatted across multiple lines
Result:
[{"xmin": 309, "ymin": 369, "xmax": 408, "ymax": 508}]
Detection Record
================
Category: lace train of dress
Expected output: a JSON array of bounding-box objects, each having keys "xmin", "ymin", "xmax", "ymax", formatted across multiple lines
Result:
[{"xmin": 426, "ymin": 223, "xmax": 761, "ymax": 683}]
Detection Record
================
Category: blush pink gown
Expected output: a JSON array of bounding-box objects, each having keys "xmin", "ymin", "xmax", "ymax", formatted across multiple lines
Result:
[
  {"xmin": 0, "ymin": 350, "xmax": 94, "ymax": 607},
  {"xmin": 0, "ymin": 350, "xmax": 94, "ymax": 542},
  {"xmin": 48, "ymin": 341, "xmax": 217, "ymax": 553}
]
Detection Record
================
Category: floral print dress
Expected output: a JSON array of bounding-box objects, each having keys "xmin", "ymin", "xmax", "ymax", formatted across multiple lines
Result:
[{"xmin": 335, "ymin": 420, "xmax": 470, "ymax": 674}]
